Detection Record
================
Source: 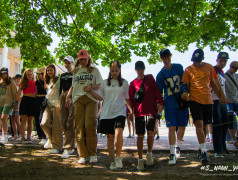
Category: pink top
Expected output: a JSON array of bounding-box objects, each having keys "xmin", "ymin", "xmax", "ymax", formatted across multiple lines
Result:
[
  {"xmin": 129, "ymin": 74, "xmax": 165, "ymax": 118},
  {"xmin": 20, "ymin": 80, "xmax": 37, "ymax": 94}
]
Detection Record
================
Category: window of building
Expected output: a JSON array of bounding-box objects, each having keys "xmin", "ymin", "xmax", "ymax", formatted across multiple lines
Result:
[{"xmin": 15, "ymin": 62, "xmax": 21, "ymax": 75}]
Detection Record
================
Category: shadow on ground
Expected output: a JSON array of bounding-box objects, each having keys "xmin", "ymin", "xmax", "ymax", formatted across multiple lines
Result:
[{"xmin": 0, "ymin": 145, "xmax": 237, "ymax": 180}]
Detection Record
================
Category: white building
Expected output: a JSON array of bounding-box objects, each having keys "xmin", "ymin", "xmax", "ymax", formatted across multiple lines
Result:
[{"xmin": 0, "ymin": 45, "xmax": 22, "ymax": 77}]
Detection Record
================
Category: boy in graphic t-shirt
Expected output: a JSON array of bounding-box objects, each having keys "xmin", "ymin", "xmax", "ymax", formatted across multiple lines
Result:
[{"xmin": 211, "ymin": 52, "xmax": 234, "ymax": 157}]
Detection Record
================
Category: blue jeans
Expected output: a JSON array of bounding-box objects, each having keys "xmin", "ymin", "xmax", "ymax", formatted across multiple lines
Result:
[{"xmin": 212, "ymin": 100, "xmax": 228, "ymax": 153}]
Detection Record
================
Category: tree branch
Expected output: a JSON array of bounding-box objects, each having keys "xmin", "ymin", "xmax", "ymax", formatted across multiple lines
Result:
[
  {"xmin": 36, "ymin": 0, "xmax": 66, "ymax": 51},
  {"xmin": 121, "ymin": 0, "xmax": 142, "ymax": 33},
  {"xmin": 64, "ymin": 0, "xmax": 88, "ymax": 44},
  {"xmin": 190, "ymin": 0, "xmax": 197, "ymax": 25}
]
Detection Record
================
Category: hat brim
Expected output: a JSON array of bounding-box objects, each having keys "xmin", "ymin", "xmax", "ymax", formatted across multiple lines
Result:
[{"xmin": 1, "ymin": 71, "xmax": 8, "ymax": 74}]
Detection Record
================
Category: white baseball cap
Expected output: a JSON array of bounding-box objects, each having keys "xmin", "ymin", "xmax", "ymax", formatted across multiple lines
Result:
[{"xmin": 63, "ymin": 55, "xmax": 74, "ymax": 63}]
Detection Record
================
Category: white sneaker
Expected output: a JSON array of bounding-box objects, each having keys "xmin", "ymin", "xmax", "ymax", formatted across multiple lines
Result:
[
  {"xmin": 49, "ymin": 149, "xmax": 60, "ymax": 154},
  {"xmin": 175, "ymin": 147, "xmax": 181, "ymax": 158},
  {"xmin": 39, "ymin": 139, "xmax": 46, "ymax": 145},
  {"xmin": 61, "ymin": 150, "xmax": 70, "ymax": 159},
  {"xmin": 16, "ymin": 136, "xmax": 22, "ymax": 142},
  {"xmin": 44, "ymin": 139, "xmax": 52, "ymax": 149},
  {"xmin": 115, "ymin": 156, "xmax": 123, "ymax": 168},
  {"xmin": 146, "ymin": 153, "xmax": 153, "ymax": 166},
  {"xmin": 137, "ymin": 159, "xmax": 144, "ymax": 171},
  {"xmin": 78, "ymin": 158, "xmax": 86, "ymax": 165},
  {"xmin": 168, "ymin": 154, "xmax": 176, "ymax": 165},
  {"xmin": 110, "ymin": 162, "xmax": 117, "ymax": 171},
  {"xmin": 0, "ymin": 137, "xmax": 8, "ymax": 144},
  {"xmin": 89, "ymin": 156, "xmax": 98, "ymax": 163}
]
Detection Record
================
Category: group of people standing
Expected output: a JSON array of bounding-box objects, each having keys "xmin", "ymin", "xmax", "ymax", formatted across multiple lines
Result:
[{"xmin": 0, "ymin": 48, "xmax": 237, "ymax": 171}]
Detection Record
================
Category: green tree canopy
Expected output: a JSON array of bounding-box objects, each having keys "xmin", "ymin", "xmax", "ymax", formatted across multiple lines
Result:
[{"xmin": 1, "ymin": 0, "xmax": 238, "ymax": 68}]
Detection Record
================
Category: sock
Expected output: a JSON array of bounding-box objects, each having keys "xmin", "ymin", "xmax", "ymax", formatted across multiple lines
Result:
[
  {"xmin": 209, "ymin": 134, "xmax": 213, "ymax": 141},
  {"xmin": 200, "ymin": 143, "xmax": 206, "ymax": 153},
  {"xmin": 176, "ymin": 140, "xmax": 181, "ymax": 147},
  {"xmin": 4, "ymin": 132, "xmax": 7, "ymax": 138},
  {"xmin": 170, "ymin": 145, "xmax": 175, "ymax": 154},
  {"xmin": 147, "ymin": 152, "xmax": 152, "ymax": 155},
  {"xmin": 138, "ymin": 159, "xmax": 143, "ymax": 162}
]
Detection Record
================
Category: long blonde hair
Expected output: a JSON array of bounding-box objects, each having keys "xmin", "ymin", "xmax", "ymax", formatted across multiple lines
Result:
[{"xmin": 73, "ymin": 57, "xmax": 95, "ymax": 74}]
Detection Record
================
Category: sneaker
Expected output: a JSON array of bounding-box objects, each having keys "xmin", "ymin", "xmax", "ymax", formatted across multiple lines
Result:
[
  {"xmin": 0, "ymin": 137, "xmax": 8, "ymax": 144},
  {"xmin": 137, "ymin": 159, "xmax": 144, "ymax": 171},
  {"xmin": 44, "ymin": 139, "xmax": 52, "ymax": 149},
  {"xmin": 78, "ymin": 158, "xmax": 86, "ymax": 165},
  {"xmin": 197, "ymin": 149, "xmax": 202, "ymax": 159},
  {"xmin": 175, "ymin": 147, "xmax": 181, "ymax": 158},
  {"xmin": 89, "ymin": 156, "xmax": 98, "ymax": 163},
  {"xmin": 127, "ymin": 135, "xmax": 132, "ymax": 138},
  {"xmin": 210, "ymin": 139, "xmax": 213, "ymax": 143},
  {"xmin": 61, "ymin": 150, "xmax": 70, "ymax": 159},
  {"xmin": 8, "ymin": 136, "xmax": 17, "ymax": 141},
  {"xmin": 25, "ymin": 138, "xmax": 32, "ymax": 144},
  {"xmin": 109, "ymin": 162, "xmax": 117, "ymax": 171},
  {"xmin": 146, "ymin": 153, "xmax": 153, "ymax": 166},
  {"xmin": 214, "ymin": 153, "xmax": 224, "ymax": 158},
  {"xmin": 38, "ymin": 139, "xmax": 46, "ymax": 145},
  {"xmin": 223, "ymin": 150, "xmax": 235, "ymax": 156},
  {"xmin": 227, "ymin": 141, "xmax": 233, "ymax": 144},
  {"xmin": 49, "ymin": 149, "xmax": 60, "ymax": 154},
  {"xmin": 168, "ymin": 154, "xmax": 176, "ymax": 165},
  {"xmin": 22, "ymin": 139, "xmax": 29, "ymax": 144},
  {"xmin": 205, "ymin": 137, "xmax": 210, "ymax": 142},
  {"xmin": 16, "ymin": 137, "xmax": 23, "ymax": 142},
  {"xmin": 201, "ymin": 152, "xmax": 210, "ymax": 164},
  {"xmin": 69, "ymin": 149, "xmax": 75, "ymax": 154},
  {"xmin": 115, "ymin": 156, "xmax": 123, "ymax": 168}
]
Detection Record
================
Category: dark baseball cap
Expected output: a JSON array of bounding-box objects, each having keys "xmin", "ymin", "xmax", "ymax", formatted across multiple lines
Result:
[
  {"xmin": 135, "ymin": 61, "xmax": 145, "ymax": 70},
  {"xmin": 160, "ymin": 48, "xmax": 172, "ymax": 57},
  {"xmin": 217, "ymin": 52, "xmax": 229, "ymax": 59},
  {"xmin": 191, "ymin": 49, "xmax": 204, "ymax": 62},
  {"xmin": 1, "ymin": 67, "xmax": 8, "ymax": 74},
  {"xmin": 15, "ymin": 74, "xmax": 22, "ymax": 79}
]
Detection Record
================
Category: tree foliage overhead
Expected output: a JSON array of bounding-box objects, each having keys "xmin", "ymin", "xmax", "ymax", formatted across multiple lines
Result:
[{"xmin": 1, "ymin": 0, "xmax": 238, "ymax": 68}]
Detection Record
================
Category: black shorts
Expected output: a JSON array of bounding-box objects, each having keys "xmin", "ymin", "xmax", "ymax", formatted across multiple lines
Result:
[
  {"xmin": 99, "ymin": 116, "xmax": 126, "ymax": 134},
  {"xmin": 189, "ymin": 101, "xmax": 212, "ymax": 125},
  {"xmin": 135, "ymin": 115, "xmax": 156, "ymax": 134},
  {"xmin": 19, "ymin": 96, "xmax": 36, "ymax": 116}
]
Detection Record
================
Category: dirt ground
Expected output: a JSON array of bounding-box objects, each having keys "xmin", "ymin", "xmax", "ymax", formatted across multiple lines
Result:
[{"xmin": 0, "ymin": 145, "xmax": 238, "ymax": 180}]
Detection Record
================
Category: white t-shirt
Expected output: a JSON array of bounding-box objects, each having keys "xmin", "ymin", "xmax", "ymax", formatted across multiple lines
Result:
[
  {"xmin": 46, "ymin": 78, "xmax": 60, "ymax": 107},
  {"xmin": 211, "ymin": 69, "xmax": 226, "ymax": 100},
  {"xmin": 72, "ymin": 67, "xmax": 103, "ymax": 103},
  {"xmin": 99, "ymin": 79, "xmax": 129, "ymax": 120}
]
